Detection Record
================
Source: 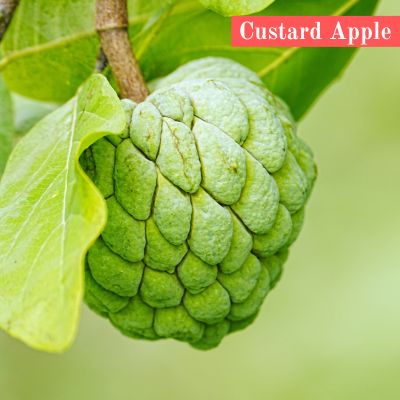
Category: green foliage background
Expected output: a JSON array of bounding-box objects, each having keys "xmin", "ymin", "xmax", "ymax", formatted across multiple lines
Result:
[{"xmin": 1, "ymin": 0, "xmax": 399, "ymax": 398}]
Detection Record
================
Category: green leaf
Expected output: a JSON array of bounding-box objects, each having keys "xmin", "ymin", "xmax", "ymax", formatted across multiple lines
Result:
[
  {"xmin": 0, "ymin": 0, "xmax": 99, "ymax": 102},
  {"xmin": 139, "ymin": 0, "xmax": 379, "ymax": 120},
  {"xmin": 257, "ymin": 0, "xmax": 380, "ymax": 119},
  {"xmin": 0, "ymin": 0, "xmax": 379, "ymax": 119},
  {"xmin": 0, "ymin": 76, "xmax": 13, "ymax": 175},
  {"xmin": 0, "ymin": 74, "xmax": 125, "ymax": 352},
  {"xmin": 13, "ymin": 95, "xmax": 57, "ymax": 138},
  {"xmin": 197, "ymin": 0, "xmax": 275, "ymax": 16},
  {"xmin": 0, "ymin": 0, "xmax": 169, "ymax": 102}
]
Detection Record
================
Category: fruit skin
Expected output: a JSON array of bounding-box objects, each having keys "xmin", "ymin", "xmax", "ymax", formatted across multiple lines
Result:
[{"xmin": 81, "ymin": 57, "xmax": 317, "ymax": 349}]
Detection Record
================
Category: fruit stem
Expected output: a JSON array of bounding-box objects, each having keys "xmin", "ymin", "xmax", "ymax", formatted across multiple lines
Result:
[
  {"xmin": 0, "ymin": 0, "xmax": 20, "ymax": 42},
  {"xmin": 96, "ymin": 0, "xmax": 149, "ymax": 102}
]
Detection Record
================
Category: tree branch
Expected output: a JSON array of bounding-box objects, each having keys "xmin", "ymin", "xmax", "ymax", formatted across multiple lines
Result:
[
  {"xmin": 0, "ymin": 0, "xmax": 20, "ymax": 42},
  {"xmin": 96, "ymin": 0, "xmax": 148, "ymax": 102}
]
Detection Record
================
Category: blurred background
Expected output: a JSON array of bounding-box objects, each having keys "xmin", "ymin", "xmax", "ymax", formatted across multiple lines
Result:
[{"xmin": 1, "ymin": 1, "xmax": 399, "ymax": 399}]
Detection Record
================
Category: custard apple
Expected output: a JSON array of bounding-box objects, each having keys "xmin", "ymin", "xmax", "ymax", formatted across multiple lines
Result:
[{"xmin": 80, "ymin": 57, "xmax": 317, "ymax": 350}]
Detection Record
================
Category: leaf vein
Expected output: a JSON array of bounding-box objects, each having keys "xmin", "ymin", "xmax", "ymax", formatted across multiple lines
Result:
[{"xmin": 257, "ymin": 0, "xmax": 360, "ymax": 78}]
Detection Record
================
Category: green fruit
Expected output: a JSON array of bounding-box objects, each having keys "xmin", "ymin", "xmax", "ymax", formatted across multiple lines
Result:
[{"xmin": 81, "ymin": 57, "xmax": 317, "ymax": 349}]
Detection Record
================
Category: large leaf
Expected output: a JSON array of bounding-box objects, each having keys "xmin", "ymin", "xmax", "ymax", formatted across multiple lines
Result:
[
  {"xmin": 0, "ymin": 75, "xmax": 125, "ymax": 352},
  {"xmin": 0, "ymin": 0, "xmax": 378, "ymax": 119},
  {"xmin": 257, "ymin": 0, "xmax": 380, "ymax": 118},
  {"xmin": 198, "ymin": 0, "xmax": 275, "ymax": 16},
  {"xmin": 0, "ymin": 76, "xmax": 13, "ymax": 175},
  {"xmin": 139, "ymin": 0, "xmax": 379, "ymax": 120},
  {"xmin": 0, "ymin": 0, "xmax": 99, "ymax": 102},
  {"xmin": 0, "ymin": 0, "xmax": 169, "ymax": 102}
]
